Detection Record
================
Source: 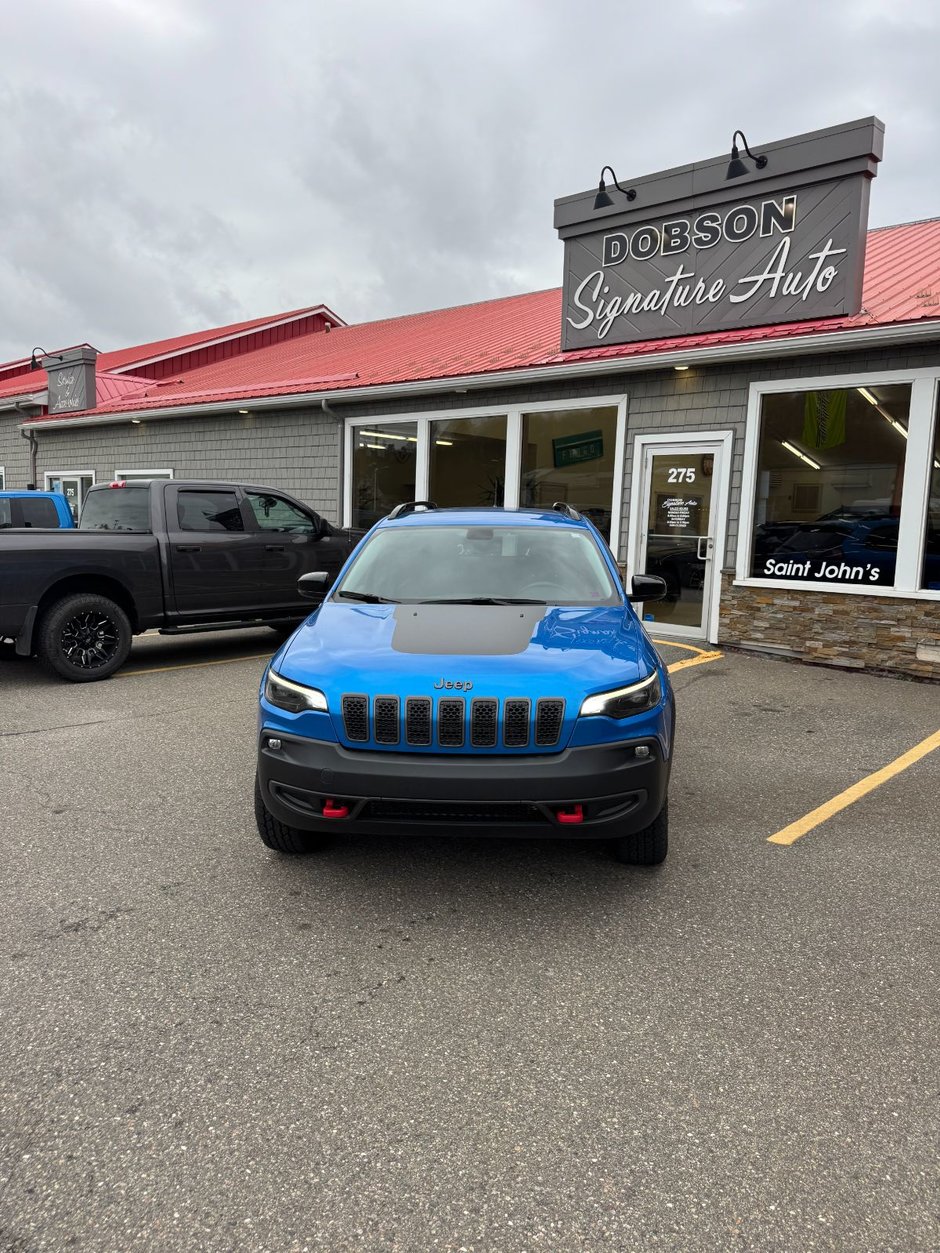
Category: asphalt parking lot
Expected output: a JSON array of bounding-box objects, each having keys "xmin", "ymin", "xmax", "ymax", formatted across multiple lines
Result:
[{"xmin": 1, "ymin": 630, "xmax": 938, "ymax": 1252}]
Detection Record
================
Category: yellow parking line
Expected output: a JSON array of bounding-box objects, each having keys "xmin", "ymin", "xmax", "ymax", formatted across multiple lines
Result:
[
  {"xmin": 651, "ymin": 638, "xmax": 715, "ymax": 656},
  {"xmin": 666, "ymin": 650, "xmax": 723, "ymax": 674},
  {"xmin": 119, "ymin": 653, "xmax": 272, "ymax": 677},
  {"xmin": 650, "ymin": 638, "xmax": 723, "ymax": 674},
  {"xmin": 768, "ymin": 728, "xmax": 940, "ymax": 846}
]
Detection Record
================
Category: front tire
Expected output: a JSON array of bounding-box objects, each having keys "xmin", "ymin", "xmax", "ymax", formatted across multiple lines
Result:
[
  {"xmin": 254, "ymin": 775, "xmax": 328, "ymax": 854},
  {"xmin": 37, "ymin": 593, "xmax": 132, "ymax": 682},
  {"xmin": 612, "ymin": 800, "xmax": 668, "ymax": 866}
]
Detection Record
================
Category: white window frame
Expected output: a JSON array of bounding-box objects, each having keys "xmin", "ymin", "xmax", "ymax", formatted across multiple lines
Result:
[
  {"xmin": 344, "ymin": 395, "xmax": 628, "ymax": 554},
  {"xmin": 44, "ymin": 470, "xmax": 97, "ymax": 493},
  {"xmin": 627, "ymin": 430, "xmax": 735, "ymax": 642},
  {"xmin": 0, "ymin": 465, "xmax": 5, "ymax": 490},
  {"xmin": 738, "ymin": 368, "xmax": 940, "ymax": 600},
  {"xmin": 114, "ymin": 469, "xmax": 175, "ymax": 481}
]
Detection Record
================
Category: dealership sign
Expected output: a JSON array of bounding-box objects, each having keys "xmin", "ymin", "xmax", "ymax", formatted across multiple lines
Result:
[{"xmin": 554, "ymin": 118, "xmax": 884, "ymax": 351}]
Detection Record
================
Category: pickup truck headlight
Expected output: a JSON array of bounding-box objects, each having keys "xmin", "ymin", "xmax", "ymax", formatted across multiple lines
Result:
[
  {"xmin": 579, "ymin": 672, "xmax": 662, "ymax": 719},
  {"xmin": 264, "ymin": 669, "xmax": 328, "ymax": 714}
]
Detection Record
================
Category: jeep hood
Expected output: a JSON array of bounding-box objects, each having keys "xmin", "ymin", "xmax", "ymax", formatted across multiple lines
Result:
[{"xmin": 280, "ymin": 601, "xmax": 654, "ymax": 696}]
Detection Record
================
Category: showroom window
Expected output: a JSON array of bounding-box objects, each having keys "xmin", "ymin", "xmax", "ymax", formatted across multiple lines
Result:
[
  {"xmin": 749, "ymin": 383, "xmax": 912, "ymax": 587},
  {"xmin": 352, "ymin": 422, "xmax": 418, "ymax": 529},
  {"xmin": 521, "ymin": 407, "xmax": 618, "ymax": 540},
  {"xmin": 924, "ymin": 391, "xmax": 940, "ymax": 591},
  {"xmin": 347, "ymin": 400, "xmax": 625, "ymax": 548},
  {"xmin": 428, "ymin": 414, "xmax": 507, "ymax": 508}
]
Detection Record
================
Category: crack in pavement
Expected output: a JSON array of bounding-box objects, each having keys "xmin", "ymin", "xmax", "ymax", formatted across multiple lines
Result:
[{"xmin": 0, "ymin": 698, "xmax": 243, "ymax": 740}]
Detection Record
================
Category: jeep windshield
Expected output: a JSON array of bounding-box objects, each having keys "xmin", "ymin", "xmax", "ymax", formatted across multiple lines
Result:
[{"xmin": 334, "ymin": 524, "xmax": 622, "ymax": 607}]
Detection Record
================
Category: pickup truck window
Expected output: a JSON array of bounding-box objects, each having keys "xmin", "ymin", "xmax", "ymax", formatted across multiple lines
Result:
[
  {"xmin": 0, "ymin": 500, "xmax": 11, "ymax": 528},
  {"xmin": 20, "ymin": 497, "xmax": 60, "ymax": 528},
  {"xmin": 246, "ymin": 492, "xmax": 317, "ymax": 534},
  {"xmin": 80, "ymin": 487, "xmax": 152, "ymax": 532},
  {"xmin": 178, "ymin": 490, "xmax": 245, "ymax": 532}
]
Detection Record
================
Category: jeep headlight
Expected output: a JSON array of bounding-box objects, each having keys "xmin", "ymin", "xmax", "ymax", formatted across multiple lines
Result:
[
  {"xmin": 579, "ymin": 672, "xmax": 662, "ymax": 719},
  {"xmin": 264, "ymin": 669, "xmax": 328, "ymax": 714}
]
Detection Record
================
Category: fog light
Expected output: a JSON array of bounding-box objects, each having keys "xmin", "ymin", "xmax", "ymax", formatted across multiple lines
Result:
[
  {"xmin": 635, "ymin": 745, "xmax": 650, "ymax": 758},
  {"xmin": 267, "ymin": 737, "xmax": 282, "ymax": 751}
]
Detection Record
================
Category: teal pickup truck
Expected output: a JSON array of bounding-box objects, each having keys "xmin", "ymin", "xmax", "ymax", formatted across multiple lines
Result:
[{"xmin": 0, "ymin": 491, "xmax": 76, "ymax": 529}]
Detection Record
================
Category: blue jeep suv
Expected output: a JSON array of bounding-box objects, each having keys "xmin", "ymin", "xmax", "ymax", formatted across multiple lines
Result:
[{"xmin": 255, "ymin": 503, "xmax": 674, "ymax": 865}]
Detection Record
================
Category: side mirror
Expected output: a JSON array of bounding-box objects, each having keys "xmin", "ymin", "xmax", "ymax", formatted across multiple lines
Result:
[
  {"xmin": 298, "ymin": 570, "xmax": 330, "ymax": 600},
  {"xmin": 628, "ymin": 574, "xmax": 667, "ymax": 603}
]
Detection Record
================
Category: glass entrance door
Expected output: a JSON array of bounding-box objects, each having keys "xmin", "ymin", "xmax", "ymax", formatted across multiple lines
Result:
[
  {"xmin": 47, "ymin": 474, "xmax": 95, "ymax": 522},
  {"xmin": 635, "ymin": 442, "xmax": 726, "ymax": 639}
]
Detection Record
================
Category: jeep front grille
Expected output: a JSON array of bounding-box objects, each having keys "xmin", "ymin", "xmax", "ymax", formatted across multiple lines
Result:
[
  {"xmin": 470, "ymin": 698, "xmax": 498, "ymax": 748},
  {"xmin": 535, "ymin": 698, "xmax": 565, "ymax": 747},
  {"xmin": 503, "ymin": 698, "xmax": 531, "ymax": 748},
  {"xmin": 342, "ymin": 694, "xmax": 369, "ymax": 742},
  {"xmin": 405, "ymin": 697, "xmax": 432, "ymax": 746},
  {"xmin": 374, "ymin": 696, "xmax": 400, "ymax": 745},
  {"xmin": 339, "ymin": 694, "xmax": 565, "ymax": 750},
  {"xmin": 438, "ymin": 698, "xmax": 465, "ymax": 748}
]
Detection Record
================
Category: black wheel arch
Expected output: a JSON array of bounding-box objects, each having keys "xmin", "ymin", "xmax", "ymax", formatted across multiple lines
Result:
[{"xmin": 32, "ymin": 576, "xmax": 139, "ymax": 650}]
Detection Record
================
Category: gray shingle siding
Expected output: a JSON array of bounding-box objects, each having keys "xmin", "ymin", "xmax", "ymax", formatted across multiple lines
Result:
[{"xmin": 4, "ymin": 339, "xmax": 940, "ymax": 561}]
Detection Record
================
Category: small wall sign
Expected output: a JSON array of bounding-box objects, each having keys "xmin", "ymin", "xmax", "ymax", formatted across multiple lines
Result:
[{"xmin": 552, "ymin": 430, "xmax": 604, "ymax": 468}]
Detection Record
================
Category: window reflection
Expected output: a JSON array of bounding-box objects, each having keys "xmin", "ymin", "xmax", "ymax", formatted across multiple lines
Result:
[
  {"xmin": 428, "ymin": 414, "xmax": 506, "ymax": 508},
  {"xmin": 924, "ymin": 394, "xmax": 940, "ymax": 590},
  {"xmin": 752, "ymin": 384, "xmax": 912, "ymax": 587},
  {"xmin": 353, "ymin": 423, "xmax": 418, "ymax": 529},
  {"xmin": 521, "ymin": 407, "xmax": 618, "ymax": 539}
]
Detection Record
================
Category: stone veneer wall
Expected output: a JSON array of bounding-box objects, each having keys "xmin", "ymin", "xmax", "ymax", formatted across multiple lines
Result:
[{"xmin": 718, "ymin": 571, "xmax": 940, "ymax": 678}]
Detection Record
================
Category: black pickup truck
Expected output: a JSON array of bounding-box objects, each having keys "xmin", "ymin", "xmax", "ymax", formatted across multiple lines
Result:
[{"xmin": 0, "ymin": 479, "xmax": 360, "ymax": 682}]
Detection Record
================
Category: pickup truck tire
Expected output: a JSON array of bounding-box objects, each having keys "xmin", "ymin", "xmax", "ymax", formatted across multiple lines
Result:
[
  {"xmin": 612, "ymin": 800, "xmax": 668, "ymax": 866},
  {"xmin": 254, "ymin": 775, "xmax": 327, "ymax": 854},
  {"xmin": 37, "ymin": 593, "xmax": 132, "ymax": 683}
]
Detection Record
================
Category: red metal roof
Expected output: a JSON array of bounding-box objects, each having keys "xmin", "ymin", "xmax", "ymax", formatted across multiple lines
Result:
[
  {"xmin": 0, "ymin": 305, "xmax": 341, "ymax": 401},
  {"xmin": 19, "ymin": 218, "xmax": 940, "ymax": 424}
]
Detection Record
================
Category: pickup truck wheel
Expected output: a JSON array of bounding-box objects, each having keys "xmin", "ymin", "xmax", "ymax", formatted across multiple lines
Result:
[
  {"xmin": 254, "ymin": 775, "xmax": 327, "ymax": 854},
  {"xmin": 612, "ymin": 800, "xmax": 668, "ymax": 866},
  {"xmin": 37, "ymin": 594, "xmax": 132, "ymax": 682}
]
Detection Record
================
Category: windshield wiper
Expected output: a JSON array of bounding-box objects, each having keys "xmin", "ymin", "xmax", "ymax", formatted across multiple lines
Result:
[
  {"xmin": 335, "ymin": 590, "xmax": 398, "ymax": 604},
  {"xmin": 418, "ymin": 597, "xmax": 546, "ymax": 605}
]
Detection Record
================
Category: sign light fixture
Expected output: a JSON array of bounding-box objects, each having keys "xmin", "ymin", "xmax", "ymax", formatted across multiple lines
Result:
[
  {"xmin": 593, "ymin": 166, "xmax": 637, "ymax": 211},
  {"xmin": 726, "ymin": 130, "xmax": 768, "ymax": 180}
]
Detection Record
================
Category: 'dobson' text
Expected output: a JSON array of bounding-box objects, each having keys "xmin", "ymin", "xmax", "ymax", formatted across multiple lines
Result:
[{"xmin": 566, "ymin": 194, "xmax": 848, "ymax": 340}]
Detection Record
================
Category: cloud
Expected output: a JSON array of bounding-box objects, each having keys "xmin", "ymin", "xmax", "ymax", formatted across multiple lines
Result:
[{"xmin": 0, "ymin": 0, "xmax": 937, "ymax": 361}]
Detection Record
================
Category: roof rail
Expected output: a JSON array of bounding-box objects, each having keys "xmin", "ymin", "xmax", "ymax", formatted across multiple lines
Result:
[
  {"xmin": 551, "ymin": 501, "xmax": 582, "ymax": 521},
  {"xmin": 387, "ymin": 500, "xmax": 439, "ymax": 520}
]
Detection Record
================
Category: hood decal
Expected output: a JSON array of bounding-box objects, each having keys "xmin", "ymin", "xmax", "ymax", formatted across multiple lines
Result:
[{"xmin": 391, "ymin": 604, "xmax": 546, "ymax": 656}]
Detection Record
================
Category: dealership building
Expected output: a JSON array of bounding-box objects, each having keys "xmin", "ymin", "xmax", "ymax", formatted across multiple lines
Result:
[{"xmin": 1, "ymin": 117, "xmax": 938, "ymax": 677}]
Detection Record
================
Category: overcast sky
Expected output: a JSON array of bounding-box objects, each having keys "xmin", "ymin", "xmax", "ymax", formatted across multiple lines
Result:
[{"xmin": 1, "ymin": 0, "xmax": 937, "ymax": 362}]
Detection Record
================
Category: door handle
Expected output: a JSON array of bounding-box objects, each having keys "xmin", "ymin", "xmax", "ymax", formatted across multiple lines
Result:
[
  {"xmin": 265, "ymin": 544, "xmax": 285, "ymax": 552},
  {"xmin": 696, "ymin": 536, "xmax": 713, "ymax": 561},
  {"xmin": 176, "ymin": 544, "xmax": 201, "ymax": 553}
]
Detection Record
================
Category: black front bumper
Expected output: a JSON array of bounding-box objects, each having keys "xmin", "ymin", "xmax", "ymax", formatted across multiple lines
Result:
[{"xmin": 257, "ymin": 733, "xmax": 670, "ymax": 839}]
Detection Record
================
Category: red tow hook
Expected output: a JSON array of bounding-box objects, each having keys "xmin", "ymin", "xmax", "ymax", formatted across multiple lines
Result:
[
  {"xmin": 556, "ymin": 803, "xmax": 584, "ymax": 825},
  {"xmin": 321, "ymin": 798, "xmax": 350, "ymax": 819}
]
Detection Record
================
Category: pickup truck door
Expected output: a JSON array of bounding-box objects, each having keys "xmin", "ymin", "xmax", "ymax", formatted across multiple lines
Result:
[
  {"xmin": 167, "ymin": 486, "xmax": 268, "ymax": 618},
  {"xmin": 243, "ymin": 490, "xmax": 346, "ymax": 612}
]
